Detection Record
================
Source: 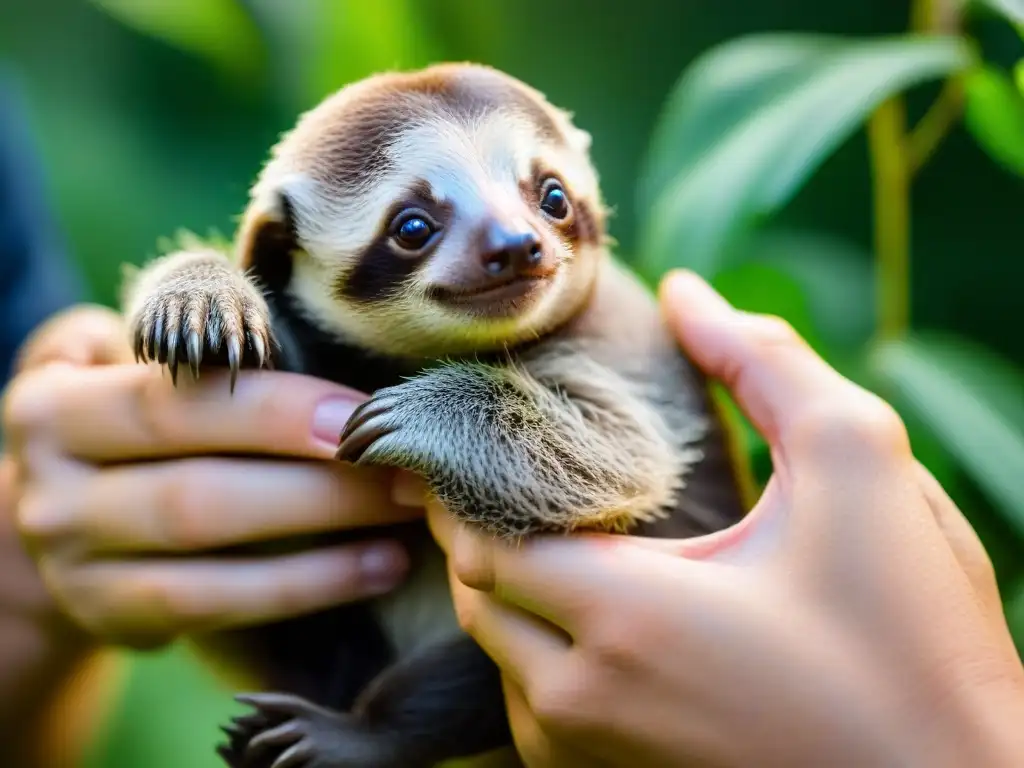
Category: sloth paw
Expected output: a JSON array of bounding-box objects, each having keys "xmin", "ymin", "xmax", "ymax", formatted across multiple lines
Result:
[
  {"xmin": 217, "ymin": 693, "xmax": 392, "ymax": 768},
  {"xmin": 128, "ymin": 276, "xmax": 273, "ymax": 391}
]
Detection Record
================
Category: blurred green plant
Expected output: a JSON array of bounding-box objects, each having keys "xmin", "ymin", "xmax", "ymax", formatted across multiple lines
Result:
[
  {"xmin": 86, "ymin": 0, "xmax": 267, "ymax": 83},
  {"xmin": 635, "ymin": 0, "xmax": 1024, "ymax": 645}
]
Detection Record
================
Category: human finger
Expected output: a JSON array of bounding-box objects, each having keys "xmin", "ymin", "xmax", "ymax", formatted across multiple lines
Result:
[
  {"xmin": 47, "ymin": 541, "xmax": 409, "ymax": 642},
  {"xmin": 913, "ymin": 461, "xmax": 1003, "ymax": 613},
  {"xmin": 18, "ymin": 458, "xmax": 419, "ymax": 554},
  {"xmin": 3, "ymin": 363, "xmax": 366, "ymax": 463},
  {"xmin": 501, "ymin": 679, "xmax": 608, "ymax": 768},
  {"xmin": 659, "ymin": 270, "xmax": 911, "ymax": 466},
  {"xmin": 446, "ymin": 557, "xmax": 569, "ymax": 691},
  {"xmin": 14, "ymin": 304, "xmax": 133, "ymax": 373},
  {"xmin": 429, "ymin": 499, "xmax": 685, "ymax": 635}
]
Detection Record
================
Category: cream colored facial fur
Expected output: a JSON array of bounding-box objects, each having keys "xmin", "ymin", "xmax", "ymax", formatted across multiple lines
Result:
[{"xmin": 235, "ymin": 64, "xmax": 608, "ymax": 360}]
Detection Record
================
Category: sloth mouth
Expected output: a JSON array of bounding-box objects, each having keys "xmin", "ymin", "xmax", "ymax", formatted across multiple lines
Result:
[{"xmin": 428, "ymin": 275, "xmax": 549, "ymax": 309}]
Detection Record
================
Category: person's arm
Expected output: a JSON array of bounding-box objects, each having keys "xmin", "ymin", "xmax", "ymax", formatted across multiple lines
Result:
[
  {"xmin": 0, "ymin": 456, "xmax": 114, "ymax": 768},
  {"xmin": 0, "ymin": 68, "xmax": 85, "ymax": 389},
  {"xmin": 0, "ymin": 67, "xmax": 99, "ymax": 766}
]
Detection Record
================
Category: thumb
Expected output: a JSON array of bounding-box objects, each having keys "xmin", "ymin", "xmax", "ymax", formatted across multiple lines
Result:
[{"xmin": 15, "ymin": 304, "xmax": 132, "ymax": 373}]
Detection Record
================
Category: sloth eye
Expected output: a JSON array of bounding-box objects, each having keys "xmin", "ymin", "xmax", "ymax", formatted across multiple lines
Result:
[
  {"xmin": 391, "ymin": 212, "xmax": 436, "ymax": 251},
  {"xmin": 539, "ymin": 180, "xmax": 570, "ymax": 220}
]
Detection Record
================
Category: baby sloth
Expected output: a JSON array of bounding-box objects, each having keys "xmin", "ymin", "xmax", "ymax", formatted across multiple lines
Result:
[{"xmin": 122, "ymin": 63, "xmax": 749, "ymax": 768}]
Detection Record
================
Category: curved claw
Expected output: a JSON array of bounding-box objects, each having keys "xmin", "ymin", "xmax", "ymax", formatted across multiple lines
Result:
[
  {"xmin": 220, "ymin": 723, "xmax": 246, "ymax": 740},
  {"xmin": 187, "ymin": 330, "xmax": 202, "ymax": 379},
  {"xmin": 227, "ymin": 335, "xmax": 241, "ymax": 393},
  {"xmin": 249, "ymin": 331, "xmax": 266, "ymax": 369},
  {"xmin": 167, "ymin": 331, "xmax": 180, "ymax": 386},
  {"xmin": 236, "ymin": 692, "xmax": 312, "ymax": 716},
  {"xmin": 335, "ymin": 399, "xmax": 398, "ymax": 464},
  {"xmin": 215, "ymin": 744, "xmax": 240, "ymax": 768},
  {"xmin": 272, "ymin": 740, "xmax": 313, "ymax": 768},
  {"xmin": 231, "ymin": 711, "xmax": 273, "ymax": 730},
  {"xmin": 152, "ymin": 313, "xmax": 165, "ymax": 362},
  {"xmin": 338, "ymin": 398, "xmax": 387, "ymax": 440},
  {"xmin": 246, "ymin": 720, "xmax": 303, "ymax": 758},
  {"xmin": 336, "ymin": 421, "xmax": 397, "ymax": 464},
  {"xmin": 129, "ymin": 288, "xmax": 275, "ymax": 398}
]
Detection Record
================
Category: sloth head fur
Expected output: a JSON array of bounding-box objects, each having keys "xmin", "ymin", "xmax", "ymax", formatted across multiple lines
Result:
[{"xmin": 236, "ymin": 62, "xmax": 610, "ymax": 359}]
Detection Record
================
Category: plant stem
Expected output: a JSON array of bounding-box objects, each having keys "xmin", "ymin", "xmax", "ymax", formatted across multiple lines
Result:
[
  {"xmin": 867, "ymin": 97, "xmax": 911, "ymax": 341},
  {"xmin": 908, "ymin": 74, "xmax": 965, "ymax": 176},
  {"xmin": 866, "ymin": 0, "xmax": 964, "ymax": 343}
]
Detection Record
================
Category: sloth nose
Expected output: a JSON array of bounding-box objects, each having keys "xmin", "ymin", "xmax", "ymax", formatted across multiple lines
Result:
[{"xmin": 479, "ymin": 222, "xmax": 544, "ymax": 279}]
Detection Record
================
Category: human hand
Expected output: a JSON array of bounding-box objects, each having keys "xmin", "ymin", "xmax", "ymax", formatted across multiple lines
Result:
[
  {"xmin": 2, "ymin": 304, "xmax": 420, "ymax": 650},
  {"xmin": 427, "ymin": 271, "xmax": 1024, "ymax": 768}
]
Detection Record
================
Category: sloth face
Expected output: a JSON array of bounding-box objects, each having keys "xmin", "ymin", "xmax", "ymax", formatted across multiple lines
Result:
[{"xmin": 240, "ymin": 63, "xmax": 609, "ymax": 359}]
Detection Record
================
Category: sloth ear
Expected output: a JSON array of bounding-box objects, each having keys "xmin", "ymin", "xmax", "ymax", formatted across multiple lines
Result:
[
  {"xmin": 235, "ymin": 175, "xmax": 306, "ymax": 290},
  {"xmin": 551, "ymin": 106, "xmax": 593, "ymax": 156}
]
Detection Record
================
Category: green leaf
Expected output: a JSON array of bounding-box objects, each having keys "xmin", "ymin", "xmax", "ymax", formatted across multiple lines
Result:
[
  {"xmin": 711, "ymin": 260, "xmax": 829, "ymax": 354},
  {"xmin": 964, "ymin": 64, "xmax": 1024, "ymax": 177},
  {"xmin": 636, "ymin": 34, "xmax": 973, "ymax": 279},
  {"xmin": 975, "ymin": 0, "xmax": 1024, "ymax": 25},
  {"xmin": 637, "ymin": 35, "xmax": 837, "ymax": 214},
  {"xmin": 84, "ymin": 645, "xmax": 239, "ymax": 768},
  {"xmin": 722, "ymin": 229, "xmax": 875, "ymax": 349},
  {"xmin": 871, "ymin": 335, "xmax": 1024, "ymax": 537},
  {"xmin": 87, "ymin": 0, "xmax": 265, "ymax": 82},
  {"xmin": 297, "ymin": 0, "xmax": 446, "ymax": 105}
]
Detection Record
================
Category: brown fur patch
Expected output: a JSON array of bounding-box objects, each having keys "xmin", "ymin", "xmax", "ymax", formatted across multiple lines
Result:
[
  {"xmin": 335, "ymin": 181, "xmax": 448, "ymax": 303},
  {"xmin": 338, "ymin": 232, "xmax": 430, "ymax": 303},
  {"xmin": 567, "ymin": 197, "xmax": 603, "ymax": 248},
  {"xmin": 275, "ymin": 64, "xmax": 567, "ymax": 196}
]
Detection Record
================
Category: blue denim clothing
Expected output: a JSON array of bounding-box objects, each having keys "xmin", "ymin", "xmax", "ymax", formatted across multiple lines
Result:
[{"xmin": 0, "ymin": 69, "xmax": 83, "ymax": 387}]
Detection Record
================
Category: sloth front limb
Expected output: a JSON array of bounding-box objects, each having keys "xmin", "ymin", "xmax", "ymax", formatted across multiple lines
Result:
[
  {"xmin": 336, "ymin": 354, "xmax": 699, "ymax": 538},
  {"xmin": 122, "ymin": 245, "xmax": 275, "ymax": 390}
]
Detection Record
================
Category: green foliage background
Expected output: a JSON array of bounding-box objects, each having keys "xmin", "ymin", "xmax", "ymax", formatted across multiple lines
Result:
[{"xmin": 2, "ymin": 0, "xmax": 1023, "ymax": 765}]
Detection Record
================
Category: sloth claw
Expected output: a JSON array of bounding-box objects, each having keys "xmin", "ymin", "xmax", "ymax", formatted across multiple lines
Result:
[
  {"xmin": 129, "ymin": 283, "xmax": 274, "ymax": 393},
  {"xmin": 335, "ymin": 396, "xmax": 399, "ymax": 463},
  {"xmin": 217, "ymin": 692, "xmax": 355, "ymax": 768},
  {"xmin": 187, "ymin": 330, "xmax": 202, "ymax": 379}
]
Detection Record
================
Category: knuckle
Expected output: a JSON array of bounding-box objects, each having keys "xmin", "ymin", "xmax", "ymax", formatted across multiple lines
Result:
[
  {"xmin": 265, "ymin": 572, "xmax": 315, "ymax": 615},
  {"xmin": 747, "ymin": 314, "xmax": 803, "ymax": 354},
  {"xmin": 14, "ymin": 490, "xmax": 67, "ymax": 543},
  {"xmin": 153, "ymin": 471, "xmax": 212, "ymax": 550},
  {"xmin": 1, "ymin": 371, "xmax": 56, "ymax": 444},
  {"xmin": 449, "ymin": 532, "xmax": 495, "ymax": 593},
  {"xmin": 122, "ymin": 574, "xmax": 192, "ymax": 632},
  {"xmin": 452, "ymin": 592, "xmax": 481, "ymax": 635},
  {"xmin": 38, "ymin": 557, "xmax": 107, "ymax": 636},
  {"xmin": 528, "ymin": 669, "xmax": 599, "ymax": 736},
  {"xmin": 790, "ymin": 391, "xmax": 910, "ymax": 459},
  {"xmin": 584, "ymin": 619, "xmax": 642, "ymax": 673},
  {"xmin": 135, "ymin": 370, "xmax": 186, "ymax": 445}
]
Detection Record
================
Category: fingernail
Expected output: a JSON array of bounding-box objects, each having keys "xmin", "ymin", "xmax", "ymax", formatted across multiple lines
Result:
[
  {"xmin": 312, "ymin": 397, "xmax": 362, "ymax": 447},
  {"xmin": 359, "ymin": 543, "xmax": 409, "ymax": 593}
]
